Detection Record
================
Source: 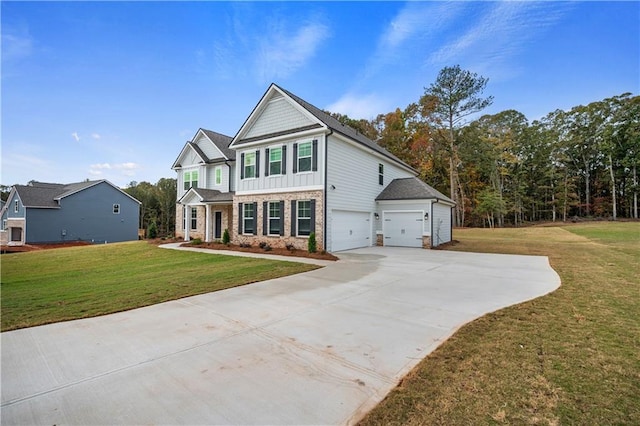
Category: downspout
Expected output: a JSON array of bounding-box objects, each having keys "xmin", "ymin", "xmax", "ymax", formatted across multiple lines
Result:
[{"xmin": 323, "ymin": 129, "xmax": 333, "ymax": 252}]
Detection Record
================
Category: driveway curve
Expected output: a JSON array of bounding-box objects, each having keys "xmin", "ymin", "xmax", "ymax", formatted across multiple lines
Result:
[{"xmin": 1, "ymin": 247, "xmax": 560, "ymax": 425}]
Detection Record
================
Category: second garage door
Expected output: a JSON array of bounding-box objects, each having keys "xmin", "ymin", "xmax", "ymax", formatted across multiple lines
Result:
[
  {"xmin": 384, "ymin": 211, "xmax": 423, "ymax": 248},
  {"xmin": 331, "ymin": 210, "xmax": 371, "ymax": 252}
]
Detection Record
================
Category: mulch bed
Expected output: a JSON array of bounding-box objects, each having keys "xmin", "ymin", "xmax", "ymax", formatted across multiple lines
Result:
[
  {"xmin": 1, "ymin": 241, "xmax": 92, "ymax": 254},
  {"xmin": 180, "ymin": 241, "xmax": 339, "ymax": 261}
]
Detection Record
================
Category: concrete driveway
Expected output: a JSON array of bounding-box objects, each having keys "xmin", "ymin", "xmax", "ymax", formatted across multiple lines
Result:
[{"xmin": 1, "ymin": 247, "xmax": 560, "ymax": 425}]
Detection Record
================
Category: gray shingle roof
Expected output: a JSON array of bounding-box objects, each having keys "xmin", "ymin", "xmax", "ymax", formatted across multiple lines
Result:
[
  {"xmin": 191, "ymin": 188, "xmax": 234, "ymax": 203},
  {"xmin": 376, "ymin": 177, "xmax": 455, "ymax": 204},
  {"xmin": 13, "ymin": 180, "xmax": 140, "ymax": 208}
]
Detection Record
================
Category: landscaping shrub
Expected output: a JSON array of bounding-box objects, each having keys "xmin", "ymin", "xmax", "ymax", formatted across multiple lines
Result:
[
  {"xmin": 308, "ymin": 232, "xmax": 317, "ymax": 253},
  {"xmin": 222, "ymin": 228, "xmax": 230, "ymax": 245},
  {"xmin": 190, "ymin": 238, "xmax": 202, "ymax": 245},
  {"xmin": 147, "ymin": 222, "xmax": 158, "ymax": 239}
]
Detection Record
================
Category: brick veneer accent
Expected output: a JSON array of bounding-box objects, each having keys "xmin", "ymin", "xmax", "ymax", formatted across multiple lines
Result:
[
  {"xmin": 233, "ymin": 190, "xmax": 324, "ymax": 251},
  {"xmin": 422, "ymin": 235, "xmax": 431, "ymax": 249},
  {"xmin": 175, "ymin": 204, "xmax": 233, "ymax": 241}
]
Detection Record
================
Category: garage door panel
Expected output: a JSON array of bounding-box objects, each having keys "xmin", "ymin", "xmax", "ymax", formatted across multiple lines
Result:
[
  {"xmin": 384, "ymin": 212, "xmax": 423, "ymax": 248},
  {"xmin": 331, "ymin": 210, "xmax": 371, "ymax": 252}
]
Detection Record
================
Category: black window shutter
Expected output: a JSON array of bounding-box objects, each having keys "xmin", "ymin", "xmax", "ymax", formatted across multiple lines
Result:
[
  {"xmin": 292, "ymin": 143, "xmax": 298, "ymax": 174},
  {"xmin": 312, "ymin": 139, "xmax": 318, "ymax": 171},
  {"xmin": 240, "ymin": 153, "xmax": 245, "ymax": 179},
  {"xmin": 282, "ymin": 145, "xmax": 287, "ymax": 175},
  {"xmin": 265, "ymin": 148, "xmax": 270, "ymax": 177},
  {"xmin": 290, "ymin": 200, "xmax": 297, "ymax": 236},
  {"xmin": 255, "ymin": 150, "xmax": 260, "ymax": 178},
  {"xmin": 310, "ymin": 199, "xmax": 316, "ymax": 235},
  {"xmin": 263, "ymin": 201, "xmax": 268, "ymax": 235},
  {"xmin": 279, "ymin": 200, "xmax": 285, "ymax": 236},
  {"xmin": 238, "ymin": 203, "xmax": 243, "ymax": 234},
  {"xmin": 252, "ymin": 202, "xmax": 258, "ymax": 235}
]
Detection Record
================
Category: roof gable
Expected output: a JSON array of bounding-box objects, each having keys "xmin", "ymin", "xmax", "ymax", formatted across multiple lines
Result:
[
  {"xmin": 230, "ymin": 84, "xmax": 325, "ymax": 148},
  {"xmin": 172, "ymin": 129, "xmax": 233, "ymax": 169},
  {"xmin": 376, "ymin": 177, "xmax": 454, "ymax": 204}
]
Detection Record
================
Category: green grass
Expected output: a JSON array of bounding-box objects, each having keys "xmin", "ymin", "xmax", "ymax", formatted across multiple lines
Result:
[
  {"xmin": 360, "ymin": 222, "xmax": 640, "ymax": 425},
  {"xmin": 0, "ymin": 241, "xmax": 318, "ymax": 331}
]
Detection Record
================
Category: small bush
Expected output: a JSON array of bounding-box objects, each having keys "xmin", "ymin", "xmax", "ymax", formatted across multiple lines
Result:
[
  {"xmin": 308, "ymin": 232, "xmax": 317, "ymax": 253},
  {"xmin": 222, "ymin": 228, "xmax": 230, "ymax": 245},
  {"xmin": 263, "ymin": 244, "xmax": 272, "ymax": 252},
  {"xmin": 239, "ymin": 242, "xmax": 251, "ymax": 248},
  {"xmin": 147, "ymin": 222, "xmax": 158, "ymax": 239},
  {"xmin": 286, "ymin": 243, "xmax": 296, "ymax": 251},
  {"xmin": 190, "ymin": 238, "xmax": 202, "ymax": 245},
  {"xmin": 259, "ymin": 241, "xmax": 267, "ymax": 249}
]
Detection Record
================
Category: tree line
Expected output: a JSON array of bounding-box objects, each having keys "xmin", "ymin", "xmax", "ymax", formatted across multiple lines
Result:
[
  {"xmin": 331, "ymin": 65, "xmax": 639, "ymax": 227},
  {"xmin": 124, "ymin": 178, "xmax": 176, "ymax": 237}
]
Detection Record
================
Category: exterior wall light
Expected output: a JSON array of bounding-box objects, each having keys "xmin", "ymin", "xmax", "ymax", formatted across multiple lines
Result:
[
  {"xmin": 424, "ymin": 212, "xmax": 429, "ymax": 220},
  {"xmin": 375, "ymin": 213, "xmax": 380, "ymax": 220}
]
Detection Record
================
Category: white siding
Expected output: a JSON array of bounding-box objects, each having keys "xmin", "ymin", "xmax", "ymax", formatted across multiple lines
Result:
[
  {"xmin": 177, "ymin": 165, "xmax": 204, "ymax": 200},
  {"xmin": 235, "ymin": 135, "xmax": 325, "ymax": 194},
  {"xmin": 195, "ymin": 134, "xmax": 225, "ymax": 160},
  {"xmin": 325, "ymin": 135, "xmax": 414, "ymax": 251},
  {"xmin": 245, "ymin": 96, "xmax": 315, "ymax": 138},
  {"xmin": 432, "ymin": 202, "xmax": 453, "ymax": 246},
  {"xmin": 205, "ymin": 164, "xmax": 231, "ymax": 192}
]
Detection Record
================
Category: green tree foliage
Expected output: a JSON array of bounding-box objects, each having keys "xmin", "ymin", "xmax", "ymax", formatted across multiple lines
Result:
[
  {"xmin": 222, "ymin": 228, "xmax": 230, "ymax": 245},
  {"xmin": 125, "ymin": 178, "xmax": 177, "ymax": 237},
  {"xmin": 308, "ymin": 232, "xmax": 317, "ymax": 253}
]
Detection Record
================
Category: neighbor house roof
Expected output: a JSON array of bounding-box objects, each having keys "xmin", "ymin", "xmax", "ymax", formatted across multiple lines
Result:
[
  {"xmin": 376, "ymin": 177, "xmax": 455, "ymax": 204},
  {"xmin": 12, "ymin": 180, "xmax": 140, "ymax": 208}
]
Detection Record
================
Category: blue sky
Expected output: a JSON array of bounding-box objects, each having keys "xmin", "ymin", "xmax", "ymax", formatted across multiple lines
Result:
[{"xmin": 2, "ymin": 1, "xmax": 638, "ymax": 188}]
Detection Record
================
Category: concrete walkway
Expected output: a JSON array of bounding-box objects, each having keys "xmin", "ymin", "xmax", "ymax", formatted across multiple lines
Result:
[{"xmin": 1, "ymin": 247, "xmax": 560, "ymax": 425}]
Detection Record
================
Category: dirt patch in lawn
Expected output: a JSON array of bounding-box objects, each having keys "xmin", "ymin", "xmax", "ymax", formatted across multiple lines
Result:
[
  {"xmin": 1, "ymin": 241, "xmax": 92, "ymax": 254},
  {"xmin": 181, "ymin": 241, "xmax": 339, "ymax": 261}
]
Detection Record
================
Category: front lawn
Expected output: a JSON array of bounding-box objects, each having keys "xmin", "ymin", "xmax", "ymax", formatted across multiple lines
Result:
[
  {"xmin": 0, "ymin": 241, "xmax": 318, "ymax": 331},
  {"xmin": 360, "ymin": 222, "xmax": 640, "ymax": 425}
]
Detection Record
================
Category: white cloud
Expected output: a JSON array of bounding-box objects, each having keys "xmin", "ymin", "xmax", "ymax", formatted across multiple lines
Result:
[
  {"xmin": 71, "ymin": 132, "xmax": 80, "ymax": 142},
  {"xmin": 91, "ymin": 133, "xmax": 101, "ymax": 140},
  {"xmin": 1, "ymin": 29, "xmax": 33, "ymax": 61},
  {"xmin": 89, "ymin": 162, "xmax": 140, "ymax": 178},
  {"xmin": 325, "ymin": 93, "xmax": 387, "ymax": 120}
]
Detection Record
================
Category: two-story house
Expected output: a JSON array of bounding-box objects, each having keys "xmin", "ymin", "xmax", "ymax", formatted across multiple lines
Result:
[{"xmin": 174, "ymin": 84, "xmax": 454, "ymax": 252}]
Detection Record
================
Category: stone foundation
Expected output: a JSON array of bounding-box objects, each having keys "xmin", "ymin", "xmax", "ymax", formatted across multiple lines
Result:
[{"xmin": 422, "ymin": 235, "xmax": 431, "ymax": 249}]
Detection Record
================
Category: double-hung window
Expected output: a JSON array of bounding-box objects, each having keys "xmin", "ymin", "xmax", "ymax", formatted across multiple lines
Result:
[
  {"xmin": 183, "ymin": 170, "xmax": 198, "ymax": 190},
  {"xmin": 243, "ymin": 203, "xmax": 254, "ymax": 234},
  {"xmin": 297, "ymin": 200, "xmax": 311, "ymax": 236},
  {"xmin": 297, "ymin": 142, "xmax": 312, "ymax": 172},
  {"xmin": 243, "ymin": 152, "xmax": 256, "ymax": 179},
  {"xmin": 268, "ymin": 201, "xmax": 281, "ymax": 235},
  {"xmin": 269, "ymin": 147, "xmax": 283, "ymax": 175},
  {"xmin": 191, "ymin": 207, "xmax": 198, "ymax": 230},
  {"xmin": 379, "ymin": 163, "xmax": 384, "ymax": 185}
]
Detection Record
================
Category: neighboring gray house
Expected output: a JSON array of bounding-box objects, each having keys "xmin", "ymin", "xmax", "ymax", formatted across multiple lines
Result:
[
  {"xmin": 0, "ymin": 180, "xmax": 141, "ymax": 246},
  {"xmin": 173, "ymin": 84, "xmax": 454, "ymax": 251}
]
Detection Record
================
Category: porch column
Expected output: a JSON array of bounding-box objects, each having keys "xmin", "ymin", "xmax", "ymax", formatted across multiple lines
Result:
[
  {"xmin": 184, "ymin": 205, "xmax": 189, "ymax": 241},
  {"xmin": 205, "ymin": 204, "xmax": 211, "ymax": 242}
]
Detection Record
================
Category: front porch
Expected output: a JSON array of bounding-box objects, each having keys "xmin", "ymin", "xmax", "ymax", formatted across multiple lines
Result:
[{"xmin": 176, "ymin": 188, "xmax": 234, "ymax": 242}]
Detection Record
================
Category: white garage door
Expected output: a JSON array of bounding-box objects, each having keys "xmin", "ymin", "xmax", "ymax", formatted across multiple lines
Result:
[
  {"xmin": 384, "ymin": 211, "xmax": 423, "ymax": 248},
  {"xmin": 331, "ymin": 210, "xmax": 371, "ymax": 252}
]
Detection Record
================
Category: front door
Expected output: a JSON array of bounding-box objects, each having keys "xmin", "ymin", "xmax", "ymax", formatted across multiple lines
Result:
[{"xmin": 214, "ymin": 211, "xmax": 222, "ymax": 239}]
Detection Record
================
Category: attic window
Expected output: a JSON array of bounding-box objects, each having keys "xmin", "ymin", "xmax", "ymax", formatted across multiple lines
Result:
[
  {"xmin": 113, "ymin": 204, "xmax": 120, "ymax": 214},
  {"xmin": 14, "ymin": 200, "xmax": 19, "ymax": 213}
]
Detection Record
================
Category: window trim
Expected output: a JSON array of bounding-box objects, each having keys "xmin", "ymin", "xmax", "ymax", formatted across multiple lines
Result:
[
  {"xmin": 113, "ymin": 204, "xmax": 120, "ymax": 214},
  {"xmin": 379, "ymin": 163, "xmax": 384, "ymax": 185},
  {"xmin": 190, "ymin": 207, "xmax": 198, "ymax": 230},
  {"xmin": 268, "ymin": 201, "xmax": 281, "ymax": 236},
  {"xmin": 297, "ymin": 200, "xmax": 312, "ymax": 237},
  {"xmin": 268, "ymin": 147, "xmax": 283, "ymax": 176},
  {"xmin": 297, "ymin": 142, "xmax": 313, "ymax": 173},
  {"xmin": 243, "ymin": 151, "xmax": 257, "ymax": 179},
  {"xmin": 242, "ymin": 203, "xmax": 255, "ymax": 235},
  {"xmin": 184, "ymin": 169, "xmax": 199, "ymax": 190}
]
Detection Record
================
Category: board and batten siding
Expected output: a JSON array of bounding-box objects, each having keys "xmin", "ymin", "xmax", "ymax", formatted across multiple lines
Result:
[
  {"xmin": 325, "ymin": 134, "xmax": 414, "ymax": 251},
  {"xmin": 205, "ymin": 163, "xmax": 232, "ymax": 193},
  {"xmin": 431, "ymin": 202, "xmax": 453, "ymax": 246},
  {"xmin": 245, "ymin": 94, "xmax": 315, "ymax": 139},
  {"xmin": 235, "ymin": 135, "xmax": 325, "ymax": 194}
]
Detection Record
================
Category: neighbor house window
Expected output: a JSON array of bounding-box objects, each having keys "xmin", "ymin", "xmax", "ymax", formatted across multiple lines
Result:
[
  {"xmin": 243, "ymin": 152, "xmax": 256, "ymax": 179},
  {"xmin": 243, "ymin": 203, "xmax": 254, "ymax": 234},
  {"xmin": 113, "ymin": 204, "xmax": 120, "ymax": 214},
  {"xmin": 215, "ymin": 166, "xmax": 222, "ymax": 185},
  {"xmin": 379, "ymin": 163, "xmax": 384, "ymax": 185},
  {"xmin": 2, "ymin": 220, "xmax": 6, "ymax": 231},
  {"xmin": 268, "ymin": 201, "xmax": 281, "ymax": 235},
  {"xmin": 14, "ymin": 200, "xmax": 19, "ymax": 213},
  {"xmin": 268, "ymin": 147, "xmax": 283, "ymax": 176},
  {"xmin": 191, "ymin": 207, "xmax": 197, "ymax": 230},
  {"xmin": 184, "ymin": 170, "xmax": 199, "ymax": 190},
  {"xmin": 297, "ymin": 200, "xmax": 311, "ymax": 236}
]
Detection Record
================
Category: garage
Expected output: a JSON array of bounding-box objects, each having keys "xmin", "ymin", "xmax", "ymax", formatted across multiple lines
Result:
[
  {"xmin": 331, "ymin": 210, "xmax": 371, "ymax": 252},
  {"xmin": 383, "ymin": 211, "xmax": 423, "ymax": 248}
]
